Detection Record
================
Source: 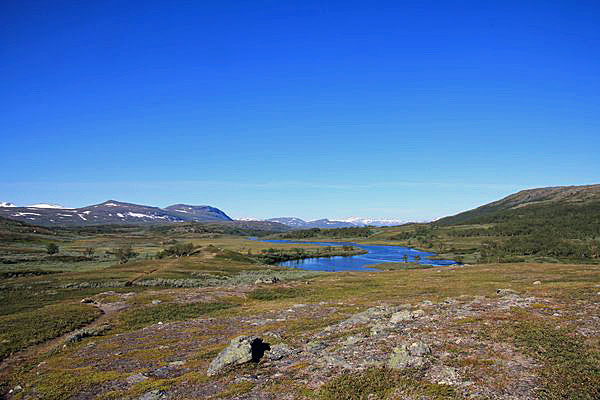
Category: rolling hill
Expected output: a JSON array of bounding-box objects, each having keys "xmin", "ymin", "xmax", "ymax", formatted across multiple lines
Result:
[{"xmin": 435, "ymin": 184, "xmax": 600, "ymax": 226}]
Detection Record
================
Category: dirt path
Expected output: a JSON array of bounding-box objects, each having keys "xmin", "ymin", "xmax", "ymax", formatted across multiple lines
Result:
[{"xmin": 0, "ymin": 302, "xmax": 124, "ymax": 381}]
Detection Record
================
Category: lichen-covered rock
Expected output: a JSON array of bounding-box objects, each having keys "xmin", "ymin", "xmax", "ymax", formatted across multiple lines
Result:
[
  {"xmin": 305, "ymin": 340, "xmax": 328, "ymax": 354},
  {"xmin": 390, "ymin": 310, "xmax": 412, "ymax": 323},
  {"xmin": 267, "ymin": 343, "xmax": 295, "ymax": 361},
  {"xmin": 207, "ymin": 336, "xmax": 265, "ymax": 376},
  {"xmin": 429, "ymin": 365, "xmax": 460, "ymax": 385},
  {"xmin": 408, "ymin": 341, "xmax": 431, "ymax": 356},
  {"xmin": 65, "ymin": 324, "xmax": 111, "ymax": 344},
  {"xmin": 388, "ymin": 341, "xmax": 431, "ymax": 369},
  {"xmin": 496, "ymin": 288, "xmax": 518, "ymax": 296},
  {"xmin": 126, "ymin": 373, "xmax": 148, "ymax": 385},
  {"xmin": 138, "ymin": 389, "xmax": 165, "ymax": 400},
  {"xmin": 255, "ymin": 277, "xmax": 280, "ymax": 285},
  {"xmin": 389, "ymin": 309, "xmax": 425, "ymax": 324}
]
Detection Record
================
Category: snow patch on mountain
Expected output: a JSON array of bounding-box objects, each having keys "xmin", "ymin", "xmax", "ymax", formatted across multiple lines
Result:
[
  {"xmin": 28, "ymin": 203, "xmax": 69, "ymax": 209},
  {"xmin": 338, "ymin": 216, "xmax": 409, "ymax": 226}
]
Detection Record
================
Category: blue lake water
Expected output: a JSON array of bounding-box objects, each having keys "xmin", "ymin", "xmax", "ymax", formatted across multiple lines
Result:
[{"xmin": 255, "ymin": 239, "xmax": 457, "ymax": 272}]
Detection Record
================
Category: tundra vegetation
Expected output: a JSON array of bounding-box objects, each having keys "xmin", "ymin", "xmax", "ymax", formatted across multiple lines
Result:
[{"xmin": 0, "ymin": 191, "xmax": 599, "ymax": 400}]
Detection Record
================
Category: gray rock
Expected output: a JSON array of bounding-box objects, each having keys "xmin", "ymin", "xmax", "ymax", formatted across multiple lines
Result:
[
  {"xmin": 127, "ymin": 373, "xmax": 148, "ymax": 384},
  {"xmin": 388, "ymin": 340, "xmax": 431, "ymax": 369},
  {"xmin": 151, "ymin": 299, "xmax": 162, "ymax": 304},
  {"xmin": 342, "ymin": 335, "xmax": 365, "ymax": 346},
  {"xmin": 390, "ymin": 310, "xmax": 412, "ymax": 323},
  {"xmin": 370, "ymin": 322, "xmax": 391, "ymax": 336},
  {"xmin": 80, "ymin": 298, "xmax": 95, "ymax": 304},
  {"xmin": 390, "ymin": 309, "xmax": 425, "ymax": 324},
  {"xmin": 207, "ymin": 336, "xmax": 266, "ymax": 376},
  {"xmin": 337, "ymin": 306, "xmax": 396, "ymax": 329},
  {"xmin": 255, "ymin": 277, "xmax": 280, "ymax": 285},
  {"xmin": 408, "ymin": 341, "xmax": 431, "ymax": 356},
  {"xmin": 388, "ymin": 347, "xmax": 425, "ymax": 369},
  {"xmin": 8, "ymin": 385, "xmax": 22, "ymax": 394},
  {"xmin": 267, "ymin": 343, "xmax": 295, "ymax": 361},
  {"xmin": 139, "ymin": 389, "xmax": 165, "ymax": 400},
  {"xmin": 150, "ymin": 366, "xmax": 172, "ymax": 378},
  {"xmin": 497, "ymin": 288, "xmax": 518, "ymax": 296},
  {"xmin": 429, "ymin": 365, "xmax": 460, "ymax": 385},
  {"xmin": 65, "ymin": 324, "xmax": 111, "ymax": 344},
  {"xmin": 305, "ymin": 340, "xmax": 328, "ymax": 353}
]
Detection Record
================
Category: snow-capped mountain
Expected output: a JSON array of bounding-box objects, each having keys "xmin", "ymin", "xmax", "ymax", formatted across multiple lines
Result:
[
  {"xmin": 0, "ymin": 202, "xmax": 16, "ymax": 207},
  {"xmin": 264, "ymin": 217, "xmax": 410, "ymax": 229},
  {"xmin": 0, "ymin": 200, "xmax": 233, "ymax": 227},
  {"xmin": 337, "ymin": 216, "xmax": 409, "ymax": 226}
]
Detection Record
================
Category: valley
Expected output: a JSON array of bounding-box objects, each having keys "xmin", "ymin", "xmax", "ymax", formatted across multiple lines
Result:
[{"xmin": 0, "ymin": 185, "xmax": 599, "ymax": 399}]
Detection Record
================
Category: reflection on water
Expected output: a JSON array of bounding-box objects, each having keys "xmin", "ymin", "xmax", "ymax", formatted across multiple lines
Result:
[{"xmin": 257, "ymin": 239, "xmax": 457, "ymax": 271}]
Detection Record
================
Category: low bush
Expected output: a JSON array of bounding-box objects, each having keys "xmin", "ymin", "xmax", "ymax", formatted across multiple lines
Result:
[
  {"xmin": 0, "ymin": 303, "xmax": 101, "ymax": 360},
  {"xmin": 117, "ymin": 301, "xmax": 237, "ymax": 330}
]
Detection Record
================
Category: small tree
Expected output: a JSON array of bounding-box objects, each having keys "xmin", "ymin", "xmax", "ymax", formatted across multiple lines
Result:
[
  {"xmin": 114, "ymin": 245, "xmax": 137, "ymax": 264},
  {"xmin": 46, "ymin": 243, "xmax": 59, "ymax": 255},
  {"xmin": 402, "ymin": 254, "xmax": 408, "ymax": 263}
]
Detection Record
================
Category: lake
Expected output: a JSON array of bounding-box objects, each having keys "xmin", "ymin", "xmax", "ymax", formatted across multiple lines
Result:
[{"xmin": 257, "ymin": 239, "xmax": 457, "ymax": 271}]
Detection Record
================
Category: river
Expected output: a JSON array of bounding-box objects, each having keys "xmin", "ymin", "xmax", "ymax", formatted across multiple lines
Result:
[{"xmin": 257, "ymin": 239, "xmax": 457, "ymax": 271}]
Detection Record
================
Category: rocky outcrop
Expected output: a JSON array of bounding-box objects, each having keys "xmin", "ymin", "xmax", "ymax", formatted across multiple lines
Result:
[
  {"xmin": 388, "ymin": 341, "xmax": 431, "ymax": 369},
  {"xmin": 65, "ymin": 324, "xmax": 111, "ymax": 344}
]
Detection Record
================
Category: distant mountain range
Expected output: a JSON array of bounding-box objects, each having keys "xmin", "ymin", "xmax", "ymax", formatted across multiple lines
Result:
[
  {"xmin": 0, "ymin": 200, "xmax": 233, "ymax": 227},
  {"xmin": 0, "ymin": 200, "xmax": 410, "ymax": 228},
  {"xmin": 262, "ymin": 216, "xmax": 409, "ymax": 228}
]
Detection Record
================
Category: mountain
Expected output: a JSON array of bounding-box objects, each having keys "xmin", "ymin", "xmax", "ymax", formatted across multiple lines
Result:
[
  {"xmin": 0, "ymin": 200, "xmax": 233, "ymax": 227},
  {"xmin": 265, "ymin": 217, "xmax": 315, "ymax": 228},
  {"xmin": 164, "ymin": 204, "xmax": 232, "ymax": 221},
  {"xmin": 265, "ymin": 216, "xmax": 408, "ymax": 228},
  {"xmin": 337, "ymin": 216, "xmax": 409, "ymax": 226},
  {"xmin": 266, "ymin": 217, "xmax": 355, "ymax": 229},
  {"xmin": 435, "ymin": 184, "xmax": 600, "ymax": 226},
  {"xmin": 0, "ymin": 202, "xmax": 16, "ymax": 207}
]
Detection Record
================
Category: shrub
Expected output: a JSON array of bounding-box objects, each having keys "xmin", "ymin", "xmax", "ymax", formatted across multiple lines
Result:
[
  {"xmin": 113, "ymin": 245, "xmax": 137, "ymax": 264},
  {"xmin": 46, "ymin": 243, "xmax": 59, "ymax": 255}
]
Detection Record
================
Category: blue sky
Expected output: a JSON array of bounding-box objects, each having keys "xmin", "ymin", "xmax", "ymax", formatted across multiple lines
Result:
[{"xmin": 1, "ymin": 0, "xmax": 599, "ymax": 220}]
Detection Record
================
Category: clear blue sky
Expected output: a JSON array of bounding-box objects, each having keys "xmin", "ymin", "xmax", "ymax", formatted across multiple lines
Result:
[{"xmin": 1, "ymin": 0, "xmax": 599, "ymax": 220}]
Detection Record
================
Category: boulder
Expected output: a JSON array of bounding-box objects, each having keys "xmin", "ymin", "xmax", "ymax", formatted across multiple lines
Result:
[
  {"xmin": 496, "ymin": 288, "xmax": 518, "ymax": 296},
  {"xmin": 533, "ymin": 281, "xmax": 541, "ymax": 285},
  {"xmin": 207, "ymin": 336, "xmax": 269, "ymax": 376},
  {"xmin": 255, "ymin": 277, "xmax": 280, "ymax": 285}
]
